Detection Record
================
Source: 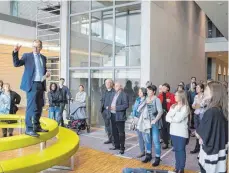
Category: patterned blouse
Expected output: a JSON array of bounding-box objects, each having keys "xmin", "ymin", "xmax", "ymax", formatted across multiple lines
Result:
[{"xmin": 0, "ymin": 93, "xmax": 10, "ymax": 114}]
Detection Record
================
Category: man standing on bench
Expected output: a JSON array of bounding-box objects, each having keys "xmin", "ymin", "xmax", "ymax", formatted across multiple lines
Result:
[{"xmin": 12, "ymin": 40, "xmax": 50, "ymax": 137}]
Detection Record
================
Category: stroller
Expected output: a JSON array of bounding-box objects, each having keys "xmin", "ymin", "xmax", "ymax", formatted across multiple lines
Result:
[{"xmin": 67, "ymin": 99, "xmax": 90, "ymax": 134}]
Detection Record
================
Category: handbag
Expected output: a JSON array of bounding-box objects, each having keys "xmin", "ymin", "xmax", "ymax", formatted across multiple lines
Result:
[
  {"xmin": 130, "ymin": 117, "xmax": 139, "ymax": 131},
  {"xmin": 151, "ymin": 99, "xmax": 158, "ymax": 120}
]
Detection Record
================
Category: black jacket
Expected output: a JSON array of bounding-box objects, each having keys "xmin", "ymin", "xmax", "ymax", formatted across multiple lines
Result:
[
  {"xmin": 9, "ymin": 91, "xmax": 21, "ymax": 114},
  {"xmin": 100, "ymin": 88, "xmax": 115, "ymax": 114},
  {"xmin": 48, "ymin": 90, "xmax": 63, "ymax": 107}
]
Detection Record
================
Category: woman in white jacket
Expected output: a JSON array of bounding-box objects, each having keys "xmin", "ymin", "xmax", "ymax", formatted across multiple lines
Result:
[{"xmin": 166, "ymin": 90, "xmax": 190, "ymax": 173}]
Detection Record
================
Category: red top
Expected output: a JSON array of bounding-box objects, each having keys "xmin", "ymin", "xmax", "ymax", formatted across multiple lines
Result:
[{"xmin": 158, "ymin": 92, "xmax": 176, "ymax": 112}]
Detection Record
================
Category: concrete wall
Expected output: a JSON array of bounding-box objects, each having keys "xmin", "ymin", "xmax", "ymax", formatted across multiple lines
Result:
[
  {"xmin": 205, "ymin": 37, "xmax": 228, "ymax": 52},
  {"xmin": 0, "ymin": 1, "xmax": 10, "ymax": 15},
  {"xmin": 141, "ymin": 1, "xmax": 206, "ymax": 89}
]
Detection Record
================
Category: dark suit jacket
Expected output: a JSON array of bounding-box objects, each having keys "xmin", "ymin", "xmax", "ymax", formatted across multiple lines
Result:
[
  {"xmin": 9, "ymin": 91, "xmax": 21, "ymax": 114},
  {"xmin": 185, "ymin": 83, "xmax": 191, "ymax": 91},
  {"xmin": 111, "ymin": 91, "xmax": 129, "ymax": 122},
  {"xmin": 100, "ymin": 88, "xmax": 115, "ymax": 114},
  {"xmin": 12, "ymin": 51, "xmax": 47, "ymax": 92}
]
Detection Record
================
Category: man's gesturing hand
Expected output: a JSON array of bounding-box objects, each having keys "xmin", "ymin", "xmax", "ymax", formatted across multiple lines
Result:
[{"xmin": 14, "ymin": 44, "xmax": 22, "ymax": 52}]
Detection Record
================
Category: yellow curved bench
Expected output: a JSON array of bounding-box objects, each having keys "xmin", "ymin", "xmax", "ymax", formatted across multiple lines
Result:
[
  {"xmin": 0, "ymin": 127, "xmax": 79, "ymax": 173},
  {"xmin": 0, "ymin": 115, "xmax": 80, "ymax": 173},
  {"xmin": 0, "ymin": 115, "xmax": 59, "ymax": 152}
]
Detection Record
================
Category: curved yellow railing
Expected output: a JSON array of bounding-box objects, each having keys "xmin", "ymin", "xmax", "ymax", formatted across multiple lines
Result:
[
  {"xmin": 0, "ymin": 115, "xmax": 59, "ymax": 152},
  {"xmin": 0, "ymin": 115, "xmax": 80, "ymax": 173}
]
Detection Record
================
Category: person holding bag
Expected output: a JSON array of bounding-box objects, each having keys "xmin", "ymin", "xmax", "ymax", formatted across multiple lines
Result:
[
  {"xmin": 144, "ymin": 85, "xmax": 163, "ymax": 166},
  {"xmin": 130, "ymin": 87, "xmax": 147, "ymax": 158},
  {"xmin": 135, "ymin": 88, "xmax": 151, "ymax": 163}
]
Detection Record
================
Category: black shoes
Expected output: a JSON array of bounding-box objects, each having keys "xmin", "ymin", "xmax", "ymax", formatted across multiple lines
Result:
[
  {"xmin": 25, "ymin": 131, "xmax": 40, "ymax": 137},
  {"xmin": 109, "ymin": 147, "xmax": 120, "ymax": 150},
  {"xmin": 104, "ymin": 140, "xmax": 112, "ymax": 144},
  {"xmin": 119, "ymin": 149, "xmax": 125, "ymax": 155},
  {"xmin": 162, "ymin": 144, "xmax": 169, "ymax": 149},
  {"xmin": 152, "ymin": 157, "xmax": 161, "ymax": 167},
  {"xmin": 190, "ymin": 139, "xmax": 200, "ymax": 154},
  {"xmin": 3, "ymin": 134, "xmax": 7, "ymax": 137},
  {"xmin": 137, "ymin": 152, "xmax": 145, "ymax": 158},
  {"xmin": 173, "ymin": 169, "xmax": 184, "ymax": 173},
  {"xmin": 142, "ymin": 153, "xmax": 152, "ymax": 163},
  {"xmin": 34, "ymin": 128, "xmax": 49, "ymax": 133}
]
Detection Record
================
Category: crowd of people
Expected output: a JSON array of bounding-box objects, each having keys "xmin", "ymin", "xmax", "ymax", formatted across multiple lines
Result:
[
  {"xmin": 0, "ymin": 66, "xmax": 228, "ymax": 173},
  {"xmin": 120, "ymin": 78, "xmax": 228, "ymax": 173}
]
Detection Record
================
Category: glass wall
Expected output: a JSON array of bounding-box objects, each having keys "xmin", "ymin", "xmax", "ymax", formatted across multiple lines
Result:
[{"xmin": 69, "ymin": 0, "xmax": 141, "ymax": 127}]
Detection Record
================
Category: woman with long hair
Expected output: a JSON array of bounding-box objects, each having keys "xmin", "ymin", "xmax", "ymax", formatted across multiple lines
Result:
[
  {"xmin": 190, "ymin": 83, "xmax": 205, "ymax": 154},
  {"xmin": 196, "ymin": 81, "xmax": 228, "ymax": 173},
  {"xmin": 48, "ymin": 83, "xmax": 63, "ymax": 123},
  {"xmin": 166, "ymin": 91, "xmax": 190, "ymax": 173}
]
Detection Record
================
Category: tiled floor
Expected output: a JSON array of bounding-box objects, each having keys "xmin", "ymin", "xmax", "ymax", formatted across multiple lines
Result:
[
  {"xmin": 0, "ymin": 126, "xmax": 199, "ymax": 173},
  {"xmin": 78, "ymin": 127, "xmax": 199, "ymax": 172}
]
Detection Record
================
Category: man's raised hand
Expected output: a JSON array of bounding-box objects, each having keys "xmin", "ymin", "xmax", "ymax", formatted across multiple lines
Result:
[{"xmin": 14, "ymin": 44, "xmax": 22, "ymax": 52}]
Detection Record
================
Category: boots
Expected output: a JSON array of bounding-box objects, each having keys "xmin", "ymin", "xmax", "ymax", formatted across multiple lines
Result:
[
  {"xmin": 152, "ymin": 157, "xmax": 161, "ymax": 167},
  {"xmin": 142, "ymin": 153, "xmax": 152, "ymax": 163},
  {"xmin": 190, "ymin": 139, "xmax": 200, "ymax": 154},
  {"xmin": 136, "ymin": 152, "xmax": 145, "ymax": 158}
]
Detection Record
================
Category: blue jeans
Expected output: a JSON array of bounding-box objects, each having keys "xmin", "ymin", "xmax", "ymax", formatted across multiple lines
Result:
[
  {"xmin": 49, "ymin": 107, "xmax": 60, "ymax": 122},
  {"xmin": 137, "ymin": 130, "xmax": 145, "ymax": 153},
  {"xmin": 143, "ymin": 125, "xmax": 161, "ymax": 157},
  {"xmin": 152, "ymin": 125, "xmax": 161, "ymax": 157},
  {"xmin": 171, "ymin": 135, "xmax": 187, "ymax": 170},
  {"xmin": 122, "ymin": 168, "xmax": 152, "ymax": 173},
  {"xmin": 142, "ymin": 132, "xmax": 151, "ymax": 154}
]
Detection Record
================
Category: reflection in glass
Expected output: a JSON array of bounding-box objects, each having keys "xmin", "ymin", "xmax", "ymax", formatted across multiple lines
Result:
[
  {"xmin": 115, "ymin": 0, "xmax": 137, "ymax": 5},
  {"xmin": 90, "ymin": 70, "xmax": 113, "ymax": 126},
  {"xmin": 70, "ymin": 14, "xmax": 89, "ymax": 67},
  {"xmin": 70, "ymin": 1, "xmax": 89, "ymax": 14},
  {"xmin": 115, "ymin": 4, "xmax": 141, "ymax": 66},
  {"xmin": 115, "ymin": 69, "xmax": 140, "ymax": 118},
  {"xmin": 91, "ymin": 10, "xmax": 113, "ymax": 67},
  {"xmin": 92, "ymin": 0, "xmax": 113, "ymax": 10}
]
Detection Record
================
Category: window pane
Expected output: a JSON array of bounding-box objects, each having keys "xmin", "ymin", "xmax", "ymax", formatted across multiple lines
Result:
[
  {"xmin": 114, "ymin": 69, "xmax": 140, "ymax": 118},
  {"xmin": 69, "ymin": 70, "xmax": 89, "ymax": 97},
  {"xmin": 91, "ymin": 10, "xmax": 113, "ymax": 67},
  {"xmin": 69, "ymin": 70, "xmax": 89, "ymax": 115},
  {"xmin": 70, "ymin": 14, "xmax": 89, "ymax": 67},
  {"xmin": 91, "ymin": 70, "xmax": 113, "ymax": 126},
  {"xmin": 92, "ymin": 0, "xmax": 113, "ymax": 10},
  {"xmin": 115, "ymin": 0, "xmax": 137, "ymax": 5},
  {"xmin": 115, "ymin": 4, "xmax": 141, "ymax": 66},
  {"xmin": 70, "ymin": 1, "xmax": 90, "ymax": 14}
]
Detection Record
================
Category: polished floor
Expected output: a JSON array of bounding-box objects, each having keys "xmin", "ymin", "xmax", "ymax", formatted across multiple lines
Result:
[
  {"xmin": 0, "ymin": 109, "xmax": 200, "ymax": 173},
  {"xmin": 0, "ymin": 126, "xmax": 199, "ymax": 173}
]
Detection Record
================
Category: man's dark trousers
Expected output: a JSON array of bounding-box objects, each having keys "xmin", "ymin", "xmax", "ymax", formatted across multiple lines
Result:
[
  {"xmin": 26, "ymin": 82, "xmax": 44, "ymax": 131},
  {"xmin": 111, "ymin": 113, "xmax": 125, "ymax": 150},
  {"xmin": 102, "ymin": 110, "xmax": 112, "ymax": 142}
]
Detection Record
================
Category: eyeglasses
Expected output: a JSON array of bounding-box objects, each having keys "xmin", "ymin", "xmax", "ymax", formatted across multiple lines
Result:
[{"xmin": 33, "ymin": 46, "xmax": 42, "ymax": 49}]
